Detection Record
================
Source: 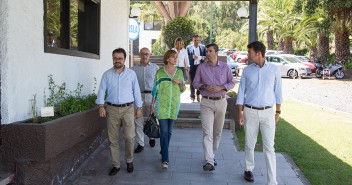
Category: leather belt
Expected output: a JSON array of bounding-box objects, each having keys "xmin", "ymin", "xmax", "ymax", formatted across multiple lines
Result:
[
  {"xmin": 245, "ymin": 104, "xmax": 272, "ymax": 110},
  {"xmin": 141, "ymin": 91, "xmax": 152, "ymax": 93},
  {"xmin": 202, "ymin": 95, "xmax": 225, "ymax": 100},
  {"xmin": 107, "ymin": 102, "xmax": 133, "ymax": 107}
]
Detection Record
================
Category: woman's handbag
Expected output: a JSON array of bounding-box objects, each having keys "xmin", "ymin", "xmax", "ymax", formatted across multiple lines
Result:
[{"xmin": 143, "ymin": 113, "xmax": 160, "ymax": 138}]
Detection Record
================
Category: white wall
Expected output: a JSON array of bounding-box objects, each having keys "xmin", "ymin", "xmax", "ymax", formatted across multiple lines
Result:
[
  {"xmin": 0, "ymin": 0, "xmax": 130, "ymax": 124},
  {"xmin": 139, "ymin": 21, "xmax": 161, "ymax": 52}
]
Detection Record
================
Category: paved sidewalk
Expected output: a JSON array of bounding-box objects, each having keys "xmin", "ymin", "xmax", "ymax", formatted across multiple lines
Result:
[
  {"xmin": 65, "ymin": 87, "xmax": 307, "ymax": 185},
  {"xmin": 66, "ymin": 127, "xmax": 305, "ymax": 185}
]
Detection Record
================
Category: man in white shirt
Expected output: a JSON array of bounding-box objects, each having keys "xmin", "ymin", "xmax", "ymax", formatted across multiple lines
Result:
[
  {"xmin": 186, "ymin": 34, "xmax": 206, "ymax": 102},
  {"xmin": 131, "ymin": 48, "xmax": 159, "ymax": 153}
]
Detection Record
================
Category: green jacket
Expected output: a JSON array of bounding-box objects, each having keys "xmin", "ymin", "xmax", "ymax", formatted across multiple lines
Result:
[{"xmin": 152, "ymin": 68, "xmax": 185, "ymax": 120}]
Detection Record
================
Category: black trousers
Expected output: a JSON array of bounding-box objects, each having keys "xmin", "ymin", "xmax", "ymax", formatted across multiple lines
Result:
[{"xmin": 189, "ymin": 65, "xmax": 200, "ymax": 98}]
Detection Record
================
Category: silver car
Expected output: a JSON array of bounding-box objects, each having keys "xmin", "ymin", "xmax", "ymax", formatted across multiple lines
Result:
[{"xmin": 265, "ymin": 55, "xmax": 311, "ymax": 78}]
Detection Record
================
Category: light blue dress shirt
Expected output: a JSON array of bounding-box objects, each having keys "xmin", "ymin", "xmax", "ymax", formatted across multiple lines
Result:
[
  {"xmin": 96, "ymin": 66, "xmax": 143, "ymax": 108},
  {"xmin": 236, "ymin": 61, "xmax": 283, "ymax": 107}
]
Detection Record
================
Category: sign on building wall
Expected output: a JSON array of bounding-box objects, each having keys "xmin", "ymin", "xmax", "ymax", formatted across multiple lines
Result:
[{"xmin": 129, "ymin": 18, "xmax": 139, "ymax": 41}]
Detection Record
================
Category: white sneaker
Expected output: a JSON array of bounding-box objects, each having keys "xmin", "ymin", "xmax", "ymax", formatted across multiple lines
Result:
[{"xmin": 161, "ymin": 162, "xmax": 168, "ymax": 169}]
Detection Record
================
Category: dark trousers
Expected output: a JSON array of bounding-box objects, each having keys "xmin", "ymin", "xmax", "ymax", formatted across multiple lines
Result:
[{"xmin": 189, "ymin": 65, "xmax": 200, "ymax": 98}]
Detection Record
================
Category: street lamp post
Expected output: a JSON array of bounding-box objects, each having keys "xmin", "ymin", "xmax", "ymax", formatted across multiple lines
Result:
[
  {"xmin": 237, "ymin": 6, "xmax": 257, "ymax": 44},
  {"xmin": 202, "ymin": 22, "xmax": 206, "ymax": 43}
]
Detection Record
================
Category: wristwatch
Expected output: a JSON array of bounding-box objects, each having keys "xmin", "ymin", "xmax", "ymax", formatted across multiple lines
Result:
[{"xmin": 275, "ymin": 110, "xmax": 281, "ymax": 114}]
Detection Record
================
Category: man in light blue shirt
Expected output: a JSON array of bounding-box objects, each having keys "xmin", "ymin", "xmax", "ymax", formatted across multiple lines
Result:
[
  {"xmin": 96, "ymin": 48, "xmax": 143, "ymax": 176},
  {"xmin": 236, "ymin": 41, "xmax": 282, "ymax": 185}
]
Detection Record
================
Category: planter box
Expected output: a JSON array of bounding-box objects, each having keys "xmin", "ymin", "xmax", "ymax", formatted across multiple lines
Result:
[
  {"xmin": 226, "ymin": 97, "xmax": 240, "ymax": 130},
  {"xmin": 0, "ymin": 107, "xmax": 107, "ymax": 185}
]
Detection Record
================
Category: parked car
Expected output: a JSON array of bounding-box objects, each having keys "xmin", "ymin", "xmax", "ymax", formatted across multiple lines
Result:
[
  {"xmin": 227, "ymin": 55, "xmax": 239, "ymax": 76},
  {"xmin": 281, "ymin": 54, "xmax": 316, "ymax": 73},
  {"xmin": 265, "ymin": 50, "xmax": 283, "ymax": 55},
  {"xmin": 241, "ymin": 56, "xmax": 248, "ymax": 64},
  {"xmin": 265, "ymin": 55, "xmax": 311, "ymax": 78},
  {"xmin": 231, "ymin": 51, "xmax": 239, "ymax": 59},
  {"xmin": 235, "ymin": 51, "xmax": 248, "ymax": 63},
  {"xmin": 296, "ymin": 55, "xmax": 312, "ymax": 63},
  {"xmin": 219, "ymin": 48, "xmax": 236, "ymax": 56}
]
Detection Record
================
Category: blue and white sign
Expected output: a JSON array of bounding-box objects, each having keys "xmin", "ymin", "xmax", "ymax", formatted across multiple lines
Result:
[{"xmin": 129, "ymin": 18, "xmax": 140, "ymax": 41}]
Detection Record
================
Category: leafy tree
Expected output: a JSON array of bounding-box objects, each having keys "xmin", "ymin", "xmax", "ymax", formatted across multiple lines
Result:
[
  {"xmin": 300, "ymin": 0, "xmax": 352, "ymax": 64},
  {"xmin": 259, "ymin": 0, "xmax": 302, "ymax": 54},
  {"xmin": 162, "ymin": 17, "xmax": 195, "ymax": 49}
]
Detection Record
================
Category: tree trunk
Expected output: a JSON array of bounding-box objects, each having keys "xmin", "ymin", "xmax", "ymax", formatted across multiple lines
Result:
[
  {"xmin": 284, "ymin": 37, "xmax": 294, "ymax": 54},
  {"xmin": 153, "ymin": 2, "xmax": 191, "ymax": 21},
  {"xmin": 168, "ymin": 1, "xmax": 175, "ymax": 19},
  {"xmin": 317, "ymin": 33, "xmax": 329, "ymax": 63},
  {"xmin": 179, "ymin": 2, "xmax": 191, "ymax": 17},
  {"xmin": 153, "ymin": 2, "xmax": 171, "ymax": 21},
  {"xmin": 334, "ymin": 29, "xmax": 350, "ymax": 64},
  {"xmin": 267, "ymin": 30, "xmax": 274, "ymax": 50},
  {"xmin": 278, "ymin": 39, "xmax": 284, "ymax": 51}
]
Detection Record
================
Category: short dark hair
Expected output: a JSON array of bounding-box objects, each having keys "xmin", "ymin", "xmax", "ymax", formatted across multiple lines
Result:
[
  {"xmin": 163, "ymin": 50, "xmax": 177, "ymax": 65},
  {"xmin": 206, "ymin": 43, "xmax": 219, "ymax": 52},
  {"xmin": 247, "ymin": 41, "xmax": 266, "ymax": 57},
  {"xmin": 192, "ymin": 34, "xmax": 199, "ymax": 38},
  {"xmin": 112, "ymin": 48, "xmax": 126, "ymax": 59}
]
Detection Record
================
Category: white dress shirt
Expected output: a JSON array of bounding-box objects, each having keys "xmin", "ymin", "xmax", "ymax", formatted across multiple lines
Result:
[{"xmin": 172, "ymin": 48, "xmax": 190, "ymax": 67}]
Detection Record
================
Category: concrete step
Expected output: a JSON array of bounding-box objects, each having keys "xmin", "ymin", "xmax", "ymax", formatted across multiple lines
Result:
[
  {"xmin": 174, "ymin": 118, "xmax": 230, "ymax": 129},
  {"xmin": 178, "ymin": 109, "xmax": 200, "ymax": 118},
  {"xmin": 0, "ymin": 173, "xmax": 14, "ymax": 185}
]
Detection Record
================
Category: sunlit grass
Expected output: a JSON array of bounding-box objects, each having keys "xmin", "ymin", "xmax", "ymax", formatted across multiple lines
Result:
[{"xmin": 235, "ymin": 99, "xmax": 352, "ymax": 185}]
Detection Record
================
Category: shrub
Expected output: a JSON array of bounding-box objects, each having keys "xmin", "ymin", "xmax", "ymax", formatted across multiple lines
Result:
[
  {"xmin": 227, "ymin": 91, "xmax": 237, "ymax": 98},
  {"xmin": 162, "ymin": 17, "xmax": 195, "ymax": 49},
  {"xmin": 152, "ymin": 36, "xmax": 165, "ymax": 56},
  {"xmin": 294, "ymin": 48, "xmax": 308, "ymax": 56},
  {"xmin": 31, "ymin": 75, "xmax": 97, "ymax": 123}
]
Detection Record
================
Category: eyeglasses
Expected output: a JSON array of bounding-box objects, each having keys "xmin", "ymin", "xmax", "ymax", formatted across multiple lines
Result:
[
  {"xmin": 140, "ymin": 53, "xmax": 150, "ymax": 56},
  {"xmin": 113, "ymin": 57, "xmax": 124, "ymax": 61}
]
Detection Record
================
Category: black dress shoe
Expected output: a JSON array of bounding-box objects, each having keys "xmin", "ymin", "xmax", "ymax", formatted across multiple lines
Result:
[
  {"xmin": 244, "ymin": 171, "xmax": 254, "ymax": 182},
  {"xmin": 149, "ymin": 139, "xmax": 156, "ymax": 147},
  {"xmin": 214, "ymin": 158, "xmax": 217, "ymax": 166},
  {"xmin": 134, "ymin": 144, "xmax": 144, "ymax": 153},
  {"xmin": 127, "ymin": 162, "xmax": 134, "ymax": 173},
  {"xmin": 203, "ymin": 163, "xmax": 215, "ymax": 171},
  {"xmin": 108, "ymin": 167, "xmax": 120, "ymax": 176}
]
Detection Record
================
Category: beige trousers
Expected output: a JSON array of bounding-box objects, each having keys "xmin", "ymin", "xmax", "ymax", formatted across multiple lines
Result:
[
  {"xmin": 106, "ymin": 105, "xmax": 135, "ymax": 168},
  {"xmin": 200, "ymin": 98, "xmax": 227, "ymax": 165},
  {"xmin": 244, "ymin": 107, "xmax": 277, "ymax": 185},
  {"xmin": 135, "ymin": 93, "xmax": 152, "ymax": 146}
]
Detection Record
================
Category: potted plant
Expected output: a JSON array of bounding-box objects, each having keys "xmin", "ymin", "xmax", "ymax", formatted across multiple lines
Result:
[
  {"xmin": 226, "ymin": 91, "xmax": 240, "ymax": 130},
  {"xmin": 0, "ymin": 75, "xmax": 106, "ymax": 185}
]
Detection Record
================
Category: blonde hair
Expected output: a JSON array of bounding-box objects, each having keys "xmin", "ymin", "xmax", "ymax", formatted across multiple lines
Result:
[
  {"xmin": 163, "ymin": 50, "xmax": 177, "ymax": 65},
  {"xmin": 174, "ymin": 37, "xmax": 184, "ymax": 50}
]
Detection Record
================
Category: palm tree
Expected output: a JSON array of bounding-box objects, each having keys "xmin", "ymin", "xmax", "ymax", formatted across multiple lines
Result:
[
  {"xmin": 259, "ymin": 0, "xmax": 301, "ymax": 53},
  {"xmin": 301, "ymin": 0, "xmax": 351, "ymax": 64}
]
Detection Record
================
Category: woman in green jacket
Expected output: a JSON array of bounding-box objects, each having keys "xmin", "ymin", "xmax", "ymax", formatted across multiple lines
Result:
[{"xmin": 150, "ymin": 49, "xmax": 185, "ymax": 169}]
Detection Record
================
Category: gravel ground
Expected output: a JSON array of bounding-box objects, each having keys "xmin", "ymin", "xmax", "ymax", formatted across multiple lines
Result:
[{"xmin": 282, "ymin": 77, "xmax": 352, "ymax": 115}]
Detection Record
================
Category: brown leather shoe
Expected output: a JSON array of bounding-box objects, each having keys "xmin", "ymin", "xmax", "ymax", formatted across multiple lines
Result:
[
  {"xmin": 134, "ymin": 144, "xmax": 144, "ymax": 153},
  {"xmin": 244, "ymin": 171, "xmax": 254, "ymax": 182},
  {"xmin": 127, "ymin": 162, "xmax": 134, "ymax": 173},
  {"xmin": 108, "ymin": 167, "xmax": 120, "ymax": 176}
]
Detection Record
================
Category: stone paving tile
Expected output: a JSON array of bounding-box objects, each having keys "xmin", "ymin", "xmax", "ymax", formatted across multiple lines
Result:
[{"xmin": 65, "ymin": 128, "xmax": 306, "ymax": 185}]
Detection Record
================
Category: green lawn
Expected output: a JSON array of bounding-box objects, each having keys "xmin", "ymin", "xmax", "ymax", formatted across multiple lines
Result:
[{"xmin": 235, "ymin": 99, "xmax": 352, "ymax": 185}]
